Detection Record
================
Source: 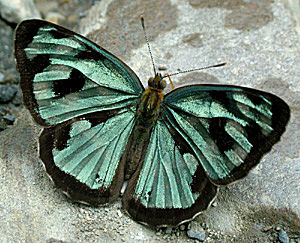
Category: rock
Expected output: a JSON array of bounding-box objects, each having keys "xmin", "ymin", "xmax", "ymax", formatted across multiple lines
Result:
[
  {"xmin": 45, "ymin": 12, "xmax": 66, "ymax": 25},
  {"xmin": 0, "ymin": 0, "xmax": 299, "ymax": 242},
  {"xmin": 165, "ymin": 227, "xmax": 172, "ymax": 234},
  {"xmin": 0, "ymin": 72, "xmax": 4, "ymax": 83},
  {"xmin": 35, "ymin": 1, "xmax": 58, "ymax": 17},
  {"xmin": 212, "ymin": 200, "xmax": 218, "ymax": 207},
  {"xmin": 182, "ymin": 32, "xmax": 203, "ymax": 48},
  {"xmin": 0, "ymin": 20, "xmax": 17, "ymax": 85},
  {"xmin": 262, "ymin": 226, "xmax": 272, "ymax": 232},
  {"xmin": 12, "ymin": 89, "xmax": 22, "ymax": 106},
  {"xmin": 187, "ymin": 222, "xmax": 206, "ymax": 242},
  {"xmin": 0, "ymin": 0, "xmax": 40, "ymax": 24},
  {"xmin": 158, "ymin": 66, "xmax": 167, "ymax": 71},
  {"xmin": 0, "ymin": 85, "xmax": 17, "ymax": 103},
  {"xmin": 278, "ymin": 229, "xmax": 289, "ymax": 243},
  {"xmin": 179, "ymin": 224, "xmax": 186, "ymax": 231},
  {"xmin": 0, "ymin": 117, "xmax": 7, "ymax": 131},
  {"xmin": 46, "ymin": 238, "xmax": 67, "ymax": 243},
  {"xmin": 3, "ymin": 115, "xmax": 15, "ymax": 125}
]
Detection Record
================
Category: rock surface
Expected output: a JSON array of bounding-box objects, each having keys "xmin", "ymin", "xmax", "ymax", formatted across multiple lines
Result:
[
  {"xmin": 0, "ymin": 0, "xmax": 40, "ymax": 23},
  {"xmin": 0, "ymin": 0, "xmax": 299, "ymax": 242}
]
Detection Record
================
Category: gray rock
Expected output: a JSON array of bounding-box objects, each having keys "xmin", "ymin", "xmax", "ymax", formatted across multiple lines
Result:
[
  {"xmin": 0, "ymin": 117, "xmax": 7, "ymax": 131},
  {"xmin": 3, "ymin": 115, "xmax": 15, "ymax": 125},
  {"xmin": 279, "ymin": 229, "xmax": 290, "ymax": 243},
  {"xmin": 187, "ymin": 222, "xmax": 206, "ymax": 242},
  {"xmin": 1, "ymin": 0, "xmax": 299, "ymax": 242},
  {"xmin": 45, "ymin": 12, "xmax": 66, "ymax": 24},
  {"xmin": 179, "ymin": 224, "xmax": 186, "ymax": 231},
  {"xmin": 0, "ymin": 85, "xmax": 17, "ymax": 103},
  {"xmin": 0, "ymin": 72, "xmax": 4, "ymax": 83},
  {"xmin": 0, "ymin": 0, "xmax": 40, "ymax": 23},
  {"xmin": 0, "ymin": 20, "xmax": 17, "ymax": 84},
  {"xmin": 12, "ymin": 89, "xmax": 22, "ymax": 106},
  {"xmin": 165, "ymin": 227, "xmax": 172, "ymax": 234}
]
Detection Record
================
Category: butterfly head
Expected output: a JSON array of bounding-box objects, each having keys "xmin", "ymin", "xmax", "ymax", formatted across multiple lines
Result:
[{"xmin": 148, "ymin": 73, "xmax": 166, "ymax": 92}]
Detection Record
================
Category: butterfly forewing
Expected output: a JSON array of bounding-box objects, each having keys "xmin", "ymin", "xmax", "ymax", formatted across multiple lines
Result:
[
  {"xmin": 15, "ymin": 20, "xmax": 143, "ymax": 126},
  {"xmin": 163, "ymin": 85, "xmax": 290, "ymax": 185}
]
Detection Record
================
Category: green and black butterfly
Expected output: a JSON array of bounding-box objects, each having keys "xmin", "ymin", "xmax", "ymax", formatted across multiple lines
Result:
[{"xmin": 14, "ymin": 19, "xmax": 290, "ymax": 227}]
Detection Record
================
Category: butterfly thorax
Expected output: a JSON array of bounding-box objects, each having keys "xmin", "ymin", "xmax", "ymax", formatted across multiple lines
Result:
[
  {"xmin": 123, "ymin": 74, "xmax": 165, "ymax": 179},
  {"xmin": 136, "ymin": 73, "xmax": 165, "ymax": 125}
]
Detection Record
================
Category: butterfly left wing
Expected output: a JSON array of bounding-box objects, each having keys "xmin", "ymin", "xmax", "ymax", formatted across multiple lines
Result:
[
  {"xmin": 162, "ymin": 85, "xmax": 290, "ymax": 185},
  {"xmin": 40, "ymin": 106, "xmax": 136, "ymax": 205},
  {"xmin": 15, "ymin": 19, "xmax": 143, "ymax": 126},
  {"xmin": 14, "ymin": 20, "xmax": 144, "ymax": 205},
  {"xmin": 123, "ymin": 118, "xmax": 218, "ymax": 226}
]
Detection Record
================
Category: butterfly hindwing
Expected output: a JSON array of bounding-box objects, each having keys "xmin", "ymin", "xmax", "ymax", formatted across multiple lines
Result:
[
  {"xmin": 40, "ymin": 106, "xmax": 137, "ymax": 205},
  {"xmin": 15, "ymin": 19, "xmax": 143, "ymax": 126},
  {"xmin": 123, "ymin": 118, "xmax": 218, "ymax": 226},
  {"xmin": 163, "ymin": 85, "xmax": 290, "ymax": 185}
]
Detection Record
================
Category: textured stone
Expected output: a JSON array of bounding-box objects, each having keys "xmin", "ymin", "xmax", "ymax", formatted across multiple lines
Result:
[
  {"xmin": 1, "ymin": 0, "xmax": 299, "ymax": 242},
  {"xmin": 187, "ymin": 222, "xmax": 206, "ymax": 241},
  {"xmin": 0, "ymin": 0, "xmax": 40, "ymax": 23},
  {"xmin": 0, "ymin": 72, "xmax": 4, "ymax": 83},
  {"xmin": 279, "ymin": 229, "xmax": 290, "ymax": 243},
  {"xmin": 0, "ymin": 85, "xmax": 17, "ymax": 103}
]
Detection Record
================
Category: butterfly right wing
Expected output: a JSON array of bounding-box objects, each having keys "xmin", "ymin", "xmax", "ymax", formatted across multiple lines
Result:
[{"xmin": 40, "ymin": 106, "xmax": 136, "ymax": 205}]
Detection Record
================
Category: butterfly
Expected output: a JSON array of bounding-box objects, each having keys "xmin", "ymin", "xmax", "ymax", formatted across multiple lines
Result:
[{"xmin": 14, "ymin": 19, "xmax": 290, "ymax": 227}]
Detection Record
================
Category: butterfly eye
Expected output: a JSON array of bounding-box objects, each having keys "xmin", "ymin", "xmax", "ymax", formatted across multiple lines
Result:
[
  {"xmin": 159, "ymin": 80, "xmax": 167, "ymax": 89},
  {"xmin": 148, "ymin": 78, "xmax": 154, "ymax": 87}
]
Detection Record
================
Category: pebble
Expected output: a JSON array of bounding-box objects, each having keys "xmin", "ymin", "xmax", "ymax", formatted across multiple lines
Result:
[
  {"xmin": 262, "ymin": 226, "xmax": 273, "ymax": 232},
  {"xmin": 212, "ymin": 201, "xmax": 218, "ymax": 207},
  {"xmin": 0, "ymin": 118, "xmax": 7, "ymax": 131},
  {"xmin": 12, "ymin": 90, "xmax": 22, "ymax": 106},
  {"xmin": 278, "ymin": 229, "xmax": 289, "ymax": 243},
  {"xmin": 0, "ymin": 72, "xmax": 4, "ymax": 83},
  {"xmin": 179, "ymin": 224, "xmax": 186, "ymax": 231},
  {"xmin": 187, "ymin": 222, "xmax": 206, "ymax": 242},
  {"xmin": 117, "ymin": 210, "xmax": 122, "ymax": 218},
  {"xmin": 158, "ymin": 66, "xmax": 167, "ymax": 71},
  {"xmin": 0, "ymin": 107, "xmax": 6, "ymax": 116},
  {"xmin": 0, "ymin": 85, "xmax": 18, "ymax": 103},
  {"xmin": 3, "ymin": 115, "xmax": 15, "ymax": 125},
  {"xmin": 165, "ymin": 227, "xmax": 172, "ymax": 234}
]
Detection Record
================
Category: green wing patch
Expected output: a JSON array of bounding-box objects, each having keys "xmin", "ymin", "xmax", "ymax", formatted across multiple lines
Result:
[
  {"xmin": 123, "ymin": 118, "xmax": 217, "ymax": 226},
  {"xmin": 40, "ymin": 107, "xmax": 136, "ymax": 205},
  {"xmin": 164, "ymin": 85, "xmax": 290, "ymax": 185},
  {"xmin": 15, "ymin": 20, "xmax": 143, "ymax": 126}
]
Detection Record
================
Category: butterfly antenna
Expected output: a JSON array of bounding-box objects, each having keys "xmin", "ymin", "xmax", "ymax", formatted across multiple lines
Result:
[
  {"xmin": 166, "ymin": 62, "xmax": 228, "ymax": 78},
  {"xmin": 140, "ymin": 15, "xmax": 157, "ymax": 76}
]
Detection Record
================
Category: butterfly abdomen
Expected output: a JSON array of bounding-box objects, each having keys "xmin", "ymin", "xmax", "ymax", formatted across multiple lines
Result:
[{"xmin": 123, "ymin": 88, "xmax": 164, "ymax": 179}]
